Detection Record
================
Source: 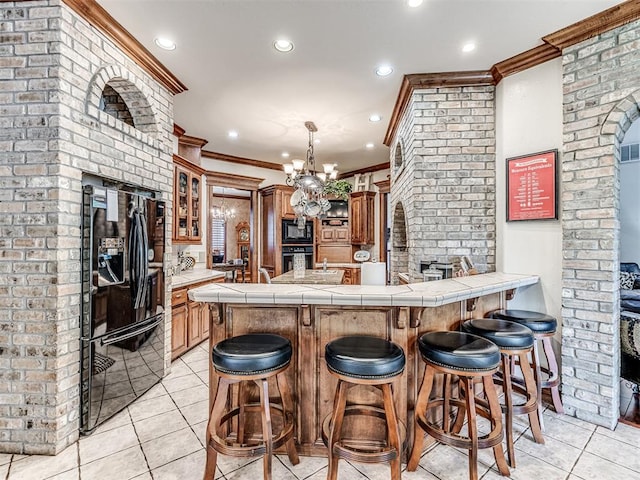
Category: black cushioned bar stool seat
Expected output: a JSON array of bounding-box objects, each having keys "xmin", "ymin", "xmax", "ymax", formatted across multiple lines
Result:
[
  {"xmin": 489, "ymin": 309, "xmax": 557, "ymax": 334},
  {"xmin": 204, "ymin": 334, "xmax": 299, "ymax": 480},
  {"xmin": 418, "ymin": 331, "xmax": 501, "ymax": 371},
  {"xmin": 462, "ymin": 319, "xmax": 544, "ymax": 468},
  {"xmin": 323, "ymin": 336, "xmax": 406, "ymax": 480},
  {"xmin": 325, "ymin": 335, "xmax": 405, "ymax": 378},
  {"xmin": 212, "ymin": 333, "xmax": 292, "ymax": 374},
  {"xmin": 487, "ymin": 309, "xmax": 564, "ymax": 423},
  {"xmin": 407, "ymin": 331, "xmax": 510, "ymax": 480}
]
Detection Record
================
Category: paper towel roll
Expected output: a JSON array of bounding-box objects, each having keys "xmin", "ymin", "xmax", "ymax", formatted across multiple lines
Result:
[{"xmin": 360, "ymin": 262, "xmax": 386, "ymax": 285}]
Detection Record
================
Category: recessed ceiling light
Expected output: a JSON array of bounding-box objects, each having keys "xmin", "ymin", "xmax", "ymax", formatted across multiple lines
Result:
[
  {"xmin": 375, "ymin": 65, "xmax": 394, "ymax": 77},
  {"xmin": 365, "ymin": 143, "xmax": 375, "ymax": 149},
  {"xmin": 228, "ymin": 130, "xmax": 238, "ymax": 138},
  {"xmin": 281, "ymin": 152, "xmax": 290, "ymax": 158},
  {"xmin": 314, "ymin": 138, "xmax": 320, "ymax": 144},
  {"xmin": 274, "ymin": 39, "xmax": 294, "ymax": 53},
  {"xmin": 154, "ymin": 37, "xmax": 176, "ymax": 50},
  {"xmin": 462, "ymin": 42, "xmax": 476, "ymax": 53},
  {"xmin": 407, "ymin": 0, "xmax": 423, "ymax": 7},
  {"xmin": 369, "ymin": 114, "xmax": 382, "ymax": 122}
]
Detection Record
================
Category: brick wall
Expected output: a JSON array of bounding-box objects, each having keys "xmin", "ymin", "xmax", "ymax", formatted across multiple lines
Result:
[
  {"xmin": 390, "ymin": 86, "xmax": 496, "ymax": 282},
  {"xmin": 561, "ymin": 19, "xmax": 640, "ymax": 428},
  {"xmin": 0, "ymin": 1, "xmax": 174, "ymax": 454}
]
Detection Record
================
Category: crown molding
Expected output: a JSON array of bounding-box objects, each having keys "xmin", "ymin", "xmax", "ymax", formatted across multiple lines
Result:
[
  {"xmin": 201, "ymin": 150, "xmax": 283, "ymax": 171},
  {"xmin": 543, "ymin": 0, "xmax": 640, "ymax": 50},
  {"xmin": 373, "ymin": 178, "xmax": 390, "ymax": 194},
  {"xmin": 173, "ymin": 123, "xmax": 186, "ymax": 137},
  {"xmin": 178, "ymin": 134, "xmax": 208, "ymax": 148},
  {"xmin": 491, "ymin": 43, "xmax": 561, "ymax": 83},
  {"xmin": 62, "ymin": 0, "xmax": 187, "ymax": 95},
  {"xmin": 384, "ymin": 2, "xmax": 640, "ymax": 147},
  {"xmin": 205, "ymin": 171, "xmax": 264, "ymax": 191},
  {"xmin": 173, "ymin": 154, "xmax": 206, "ymax": 175},
  {"xmin": 341, "ymin": 162, "xmax": 390, "ymax": 178}
]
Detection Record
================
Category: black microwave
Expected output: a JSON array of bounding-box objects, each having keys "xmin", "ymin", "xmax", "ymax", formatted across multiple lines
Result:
[{"xmin": 282, "ymin": 219, "xmax": 314, "ymax": 244}]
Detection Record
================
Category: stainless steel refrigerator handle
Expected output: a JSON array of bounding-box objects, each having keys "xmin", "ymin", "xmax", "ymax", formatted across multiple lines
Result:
[
  {"xmin": 100, "ymin": 315, "xmax": 162, "ymax": 346},
  {"xmin": 128, "ymin": 207, "xmax": 147, "ymax": 309},
  {"xmin": 138, "ymin": 209, "xmax": 149, "ymax": 308}
]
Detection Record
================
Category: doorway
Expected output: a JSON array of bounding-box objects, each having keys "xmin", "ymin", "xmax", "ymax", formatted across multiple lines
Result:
[
  {"xmin": 619, "ymin": 117, "xmax": 640, "ymax": 427},
  {"xmin": 205, "ymin": 172, "xmax": 263, "ymax": 283}
]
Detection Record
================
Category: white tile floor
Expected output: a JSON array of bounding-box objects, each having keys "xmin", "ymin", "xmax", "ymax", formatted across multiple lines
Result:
[{"xmin": 2, "ymin": 342, "xmax": 639, "ymax": 480}]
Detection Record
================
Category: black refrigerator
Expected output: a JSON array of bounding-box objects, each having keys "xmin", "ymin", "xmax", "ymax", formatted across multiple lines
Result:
[{"xmin": 80, "ymin": 182, "xmax": 166, "ymax": 434}]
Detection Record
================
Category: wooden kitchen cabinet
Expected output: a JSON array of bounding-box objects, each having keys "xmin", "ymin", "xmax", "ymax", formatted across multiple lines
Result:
[
  {"xmin": 340, "ymin": 267, "xmax": 361, "ymax": 285},
  {"xmin": 171, "ymin": 278, "xmax": 216, "ymax": 360},
  {"xmin": 318, "ymin": 225, "xmax": 349, "ymax": 243},
  {"xmin": 316, "ymin": 245, "xmax": 352, "ymax": 264},
  {"xmin": 173, "ymin": 155, "xmax": 205, "ymax": 244},
  {"xmin": 350, "ymin": 191, "xmax": 375, "ymax": 245},
  {"xmin": 280, "ymin": 189, "xmax": 296, "ymax": 218},
  {"xmin": 171, "ymin": 303, "xmax": 188, "ymax": 359},
  {"xmin": 260, "ymin": 185, "xmax": 295, "ymax": 276}
]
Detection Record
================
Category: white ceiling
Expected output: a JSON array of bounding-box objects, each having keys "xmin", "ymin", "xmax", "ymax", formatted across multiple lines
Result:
[{"xmin": 98, "ymin": 0, "xmax": 622, "ymax": 172}]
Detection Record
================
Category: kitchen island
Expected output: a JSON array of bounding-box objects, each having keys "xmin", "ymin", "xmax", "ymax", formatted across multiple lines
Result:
[
  {"xmin": 271, "ymin": 269, "xmax": 345, "ymax": 284},
  {"xmin": 189, "ymin": 272, "xmax": 538, "ymax": 458}
]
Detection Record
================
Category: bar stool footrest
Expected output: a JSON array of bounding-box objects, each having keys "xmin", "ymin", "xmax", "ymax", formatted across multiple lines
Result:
[
  {"xmin": 321, "ymin": 405, "xmax": 406, "ymax": 464},
  {"xmin": 209, "ymin": 403, "xmax": 295, "ymax": 457},
  {"xmin": 417, "ymin": 398, "xmax": 503, "ymax": 451}
]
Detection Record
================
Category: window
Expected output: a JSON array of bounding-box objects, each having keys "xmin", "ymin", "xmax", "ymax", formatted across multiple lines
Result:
[
  {"xmin": 211, "ymin": 219, "xmax": 226, "ymax": 263},
  {"xmin": 621, "ymin": 143, "xmax": 640, "ymax": 163}
]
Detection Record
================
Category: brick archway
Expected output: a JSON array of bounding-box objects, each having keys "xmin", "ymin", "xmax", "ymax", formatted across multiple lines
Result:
[{"xmin": 562, "ymin": 88, "xmax": 640, "ymax": 429}]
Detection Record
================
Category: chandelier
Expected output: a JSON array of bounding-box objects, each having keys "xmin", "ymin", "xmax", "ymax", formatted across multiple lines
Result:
[
  {"xmin": 283, "ymin": 121, "xmax": 337, "ymax": 225},
  {"xmin": 211, "ymin": 190, "xmax": 236, "ymax": 221}
]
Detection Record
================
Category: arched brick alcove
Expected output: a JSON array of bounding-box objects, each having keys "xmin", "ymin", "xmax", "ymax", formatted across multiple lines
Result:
[
  {"xmin": 86, "ymin": 64, "xmax": 158, "ymax": 137},
  {"xmin": 391, "ymin": 201, "xmax": 408, "ymax": 284}
]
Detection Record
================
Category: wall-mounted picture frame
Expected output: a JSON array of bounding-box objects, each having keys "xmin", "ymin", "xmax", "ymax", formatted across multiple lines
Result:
[{"xmin": 506, "ymin": 149, "xmax": 558, "ymax": 221}]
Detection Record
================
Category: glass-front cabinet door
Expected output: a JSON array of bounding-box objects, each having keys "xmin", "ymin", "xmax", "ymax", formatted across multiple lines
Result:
[{"xmin": 173, "ymin": 160, "xmax": 203, "ymax": 244}]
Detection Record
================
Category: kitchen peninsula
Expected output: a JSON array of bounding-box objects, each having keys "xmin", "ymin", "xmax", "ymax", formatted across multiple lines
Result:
[{"xmin": 189, "ymin": 272, "xmax": 538, "ymax": 457}]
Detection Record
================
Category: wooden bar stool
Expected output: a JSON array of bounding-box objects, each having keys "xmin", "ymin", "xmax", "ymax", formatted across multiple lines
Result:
[
  {"xmin": 322, "ymin": 335, "xmax": 406, "ymax": 480},
  {"xmin": 203, "ymin": 333, "xmax": 299, "ymax": 480},
  {"xmin": 462, "ymin": 318, "xmax": 544, "ymax": 467},
  {"xmin": 487, "ymin": 309, "xmax": 564, "ymax": 425},
  {"xmin": 407, "ymin": 331, "xmax": 510, "ymax": 480}
]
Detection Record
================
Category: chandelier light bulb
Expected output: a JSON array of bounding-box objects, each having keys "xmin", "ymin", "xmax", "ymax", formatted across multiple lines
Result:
[
  {"xmin": 323, "ymin": 163, "xmax": 335, "ymax": 174},
  {"xmin": 283, "ymin": 163, "xmax": 295, "ymax": 175},
  {"xmin": 329, "ymin": 170, "xmax": 338, "ymax": 180},
  {"xmin": 292, "ymin": 159, "xmax": 305, "ymax": 171}
]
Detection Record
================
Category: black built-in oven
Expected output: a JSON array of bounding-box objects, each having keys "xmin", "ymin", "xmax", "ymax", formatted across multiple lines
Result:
[
  {"xmin": 282, "ymin": 219, "xmax": 314, "ymax": 244},
  {"xmin": 282, "ymin": 245, "xmax": 314, "ymax": 273}
]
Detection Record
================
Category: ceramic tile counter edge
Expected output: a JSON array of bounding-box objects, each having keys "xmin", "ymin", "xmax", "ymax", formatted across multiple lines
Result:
[
  {"xmin": 172, "ymin": 269, "xmax": 226, "ymax": 288},
  {"xmin": 188, "ymin": 272, "xmax": 539, "ymax": 307}
]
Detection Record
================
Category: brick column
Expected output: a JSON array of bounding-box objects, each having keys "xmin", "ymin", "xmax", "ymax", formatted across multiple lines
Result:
[
  {"xmin": 390, "ymin": 85, "xmax": 496, "ymax": 281},
  {"xmin": 561, "ymin": 19, "xmax": 640, "ymax": 428},
  {"xmin": 0, "ymin": 1, "xmax": 174, "ymax": 454}
]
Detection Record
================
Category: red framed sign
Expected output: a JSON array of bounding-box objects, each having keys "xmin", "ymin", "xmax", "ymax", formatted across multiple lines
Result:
[{"xmin": 506, "ymin": 149, "xmax": 558, "ymax": 221}]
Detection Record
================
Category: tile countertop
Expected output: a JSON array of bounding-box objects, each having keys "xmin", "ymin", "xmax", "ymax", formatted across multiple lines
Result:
[
  {"xmin": 188, "ymin": 272, "xmax": 538, "ymax": 307},
  {"xmin": 172, "ymin": 268, "xmax": 226, "ymax": 288}
]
